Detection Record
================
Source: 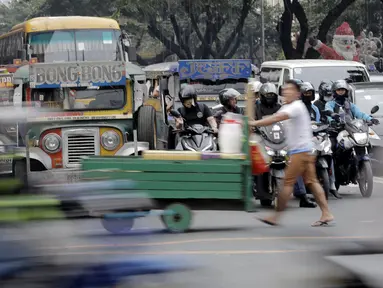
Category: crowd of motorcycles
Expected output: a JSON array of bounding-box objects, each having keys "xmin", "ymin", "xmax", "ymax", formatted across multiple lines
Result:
[{"xmin": 169, "ymin": 84, "xmax": 380, "ymax": 207}]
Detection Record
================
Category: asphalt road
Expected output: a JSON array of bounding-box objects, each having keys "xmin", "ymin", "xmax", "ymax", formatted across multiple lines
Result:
[{"xmin": 4, "ymin": 180, "xmax": 383, "ymax": 287}]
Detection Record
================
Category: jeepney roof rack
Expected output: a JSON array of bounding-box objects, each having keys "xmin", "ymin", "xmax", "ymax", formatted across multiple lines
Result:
[{"xmin": 143, "ymin": 60, "xmax": 257, "ymax": 82}]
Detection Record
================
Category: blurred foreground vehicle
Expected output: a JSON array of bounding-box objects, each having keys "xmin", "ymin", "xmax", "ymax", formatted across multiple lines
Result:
[
  {"xmin": 320, "ymin": 240, "xmax": 383, "ymax": 288},
  {"xmin": 0, "ymin": 107, "xmax": 194, "ymax": 287}
]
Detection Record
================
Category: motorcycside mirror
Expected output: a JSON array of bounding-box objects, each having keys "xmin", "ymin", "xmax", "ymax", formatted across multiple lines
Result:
[{"xmin": 371, "ymin": 105, "xmax": 379, "ymax": 115}]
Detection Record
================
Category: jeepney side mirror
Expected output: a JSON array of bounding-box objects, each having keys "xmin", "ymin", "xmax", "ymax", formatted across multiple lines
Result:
[
  {"xmin": 17, "ymin": 49, "xmax": 27, "ymax": 61},
  {"xmin": 126, "ymin": 46, "xmax": 137, "ymax": 62},
  {"xmin": 159, "ymin": 78, "xmax": 169, "ymax": 125}
]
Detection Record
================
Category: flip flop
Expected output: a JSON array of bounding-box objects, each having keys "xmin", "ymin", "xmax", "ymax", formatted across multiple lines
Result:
[
  {"xmin": 256, "ymin": 217, "xmax": 279, "ymax": 226},
  {"xmin": 311, "ymin": 220, "xmax": 334, "ymax": 227}
]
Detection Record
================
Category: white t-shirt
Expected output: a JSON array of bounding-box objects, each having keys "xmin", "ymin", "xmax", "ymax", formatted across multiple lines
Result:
[{"xmin": 279, "ymin": 100, "xmax": 313, "ymax": 154}]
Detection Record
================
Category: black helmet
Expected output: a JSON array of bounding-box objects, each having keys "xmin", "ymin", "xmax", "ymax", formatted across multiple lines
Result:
[
  {"xmin": 178, "ymin": 84, "xmax": 197, "ymax": 103},
  {"xmin": 300, "ymin": 82, "xmax": 315, "ymax": 101},
  {"xmin": 318, "ymin": 80, "xmax": 333, "ymax": 101},
  {"xmin": 332, "ymin": 80, "xmax": 349, "ymax": 93},
  {"xmin": 218, "ymin": 88, "xmax": 240, "ymax": 108},
  {"xmin": 259, "ymin": 83, "xmax": 278, "ymax": 106}
]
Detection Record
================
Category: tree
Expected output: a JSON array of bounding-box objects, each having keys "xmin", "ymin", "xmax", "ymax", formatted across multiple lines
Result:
[
  {"xmin": 118, "ymin": 0, "xmax": 256, "ymax": 60},
  {"xmin": 277, "ymin": 0, "xmax": 359, "ymax": 59}
]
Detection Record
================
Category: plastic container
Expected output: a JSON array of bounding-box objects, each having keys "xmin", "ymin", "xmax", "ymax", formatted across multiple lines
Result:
[{"xmin": 218, "ymin": 112, "xmax": 243, "ymax": 154}]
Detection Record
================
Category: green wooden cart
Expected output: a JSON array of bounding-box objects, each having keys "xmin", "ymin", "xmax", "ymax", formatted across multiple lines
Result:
[{"xmin": 80, "ymin": 118, "xmax": 256, "ymax": 233}]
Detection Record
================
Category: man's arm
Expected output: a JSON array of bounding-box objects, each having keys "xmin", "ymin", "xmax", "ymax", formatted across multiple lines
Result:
[
  {"xmin": 204, "ymin": 104, "xmax": 218, "ymax": 131},
  {"xmin": 248, "ymin": 112, "xmax": 289, "ymax": 127},
  {"xmin": 350, "ymin": 103, "xmax": 372, "ymax": 121},
  {"xmin": 324, "ymin": 101, "xmax": 335, "ymax": 123}
]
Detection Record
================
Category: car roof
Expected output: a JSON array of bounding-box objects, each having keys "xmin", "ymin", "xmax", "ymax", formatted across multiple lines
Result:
[
  {"xmin": 261, "ymin": 59, "xmax": 367, "ymax": 68},
  {"xmin": 350, "ymin": 82, "xmax": 383, "ymax": 90}
]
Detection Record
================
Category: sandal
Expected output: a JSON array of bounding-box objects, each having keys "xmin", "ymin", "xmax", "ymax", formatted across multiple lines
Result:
[
  {"xmin": 311, "ymin": 220, "xmax": 334, "ymax": 227},
  {"xmin": 257, "ymin": 217, "xmax": 279, "ymax": 226}
]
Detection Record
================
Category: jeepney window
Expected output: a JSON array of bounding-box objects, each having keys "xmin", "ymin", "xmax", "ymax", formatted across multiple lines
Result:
[
  {"xmin": 31, "ymin": 87, "xmax": 125, "ymax": 110},
  {"xmin": 283, "ymin": 69, "xmax": 290, "ymax": 83},
  {"xmin": 28, "ymin": 29, "xmax": 123, "ymax": 63},
  {"xmin": 0, "ymin": 89, "xmax": 13, "ymax": 106}
]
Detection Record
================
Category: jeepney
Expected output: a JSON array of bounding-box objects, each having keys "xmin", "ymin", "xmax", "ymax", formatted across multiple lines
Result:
[
  {"xmin": 144, "ymin": 61, "xmax": 258, "ymax": 109},
  {"xmin": 11, "ymin": 61, "xmax": 153, "ymax": 185},
  {"xmin": 146, "ymin": 59, "xmax": 254, "ymax": 149},
  {"xmin": 0, "ymin": 71, "xmax": 18, "ymax": 174}
]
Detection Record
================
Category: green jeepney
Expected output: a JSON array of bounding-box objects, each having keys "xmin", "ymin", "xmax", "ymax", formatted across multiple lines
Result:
[{"xmin": 11, "ymin": 61, "xmax": 156, "ymax": 186}]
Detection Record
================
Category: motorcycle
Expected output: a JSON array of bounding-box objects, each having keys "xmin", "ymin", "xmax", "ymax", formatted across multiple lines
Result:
[
  {"xmin": 325, "ymin": 105, "xmax": 379, "ymax": 198},
  {"xmin": 254, "ymin": 122, "xmax": 288, "ymax": 207},
  {"xmin": 169, "ymin": 110, "xmax": 217, "ymax": 152},
  {"xmin": 310, "ymin": 121, "xmax": 332, "ymax": 199}
]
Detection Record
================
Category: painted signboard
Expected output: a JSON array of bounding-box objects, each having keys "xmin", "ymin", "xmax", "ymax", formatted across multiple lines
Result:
[
  {"xmin": 29, "ymin": 61, "xmax": 126, "ymax": 88},
  {"xmin": 0, "ymin": 74, "xmax": 13, "ymax": 89},
  {"xmin": 178, "ymin": 59, "xmax": 252, "ymax": 80}
]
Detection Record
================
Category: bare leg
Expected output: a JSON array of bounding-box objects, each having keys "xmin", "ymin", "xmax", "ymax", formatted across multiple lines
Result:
[
  {"xmin": 307, "ymin": 182, "xmax": 334, "ymax": 222},
  {"xmin": 262, "ymin": 185, "xmax": 294, "ymax": 224}
]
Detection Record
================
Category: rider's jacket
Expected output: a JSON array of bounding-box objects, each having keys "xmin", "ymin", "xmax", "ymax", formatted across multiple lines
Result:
[
  {"xmin": 255, "ymin": 101, "xmax": 281, "ymax": 119},
  {"xmin": 325, "ymin": 100, "xmax": 372, "ymax": 122},
  {"xmin": 313, "ymin": 99, "xmax": 326, "ymax": 114},
  {"xmin": 214, "ymin": 106, "xmax": 243, "ymax": 126},
  {"xmin": 178, "ymin": 102, "xmax": 212, "ymax": 126},
  {"xmin": 305, "ymin": 103, "xmax": 321, "ymax": 122}
]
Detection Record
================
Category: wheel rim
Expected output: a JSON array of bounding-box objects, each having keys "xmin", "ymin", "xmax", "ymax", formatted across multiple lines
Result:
[{"xmin": 163, "ymin": 203, "xmax": 192, "ymax": 232}]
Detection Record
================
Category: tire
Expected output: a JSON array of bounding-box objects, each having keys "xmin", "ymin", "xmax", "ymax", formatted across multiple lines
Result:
[
  {"xmin": 317, "ymin": 168, "xmax": 330, "ymax": 200},
  {"xmin": 13, "ymin": 160, "xmax": 27, "ymax": 193},
  {"xmin": 101, "ymin": 217, "xmax": 134, "ymax": 234},
  {"xmin": 358, "ymin": 161, "xmax": 374, "ymax": 198},
  {"xmin": 137, "ymin": 105, "xmax": 157, "ymax": 150}
]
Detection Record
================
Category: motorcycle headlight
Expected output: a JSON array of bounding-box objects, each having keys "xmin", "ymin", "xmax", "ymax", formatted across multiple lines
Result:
[
  {"xmin": 353, "ymin": 132, "xmax": 368, "ymax": 145},
  {"xmin": 42, "ymin": 133, "xmax": 61, "ymax": 153},
  {"xmin": 280, "ymin": 149, "xmax": 287, "ymax": 156},
  {"xmin": 101, "ymin": 131, "xmax": 121, "ymax": 151},
  {"xmin": 265, "ymin": 146, "xmax": 275, "ymax": 156}
]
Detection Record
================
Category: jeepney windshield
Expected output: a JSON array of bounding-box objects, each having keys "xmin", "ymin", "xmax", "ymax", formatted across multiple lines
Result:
[
  {"xmin": 28, "ymin": 29, "xmax": 123, "ymax": 63},
  {"xmin": 0, "ymin": 89, "xmax": 13, "ymax": 106},
  {"xmin": 31, "ymin": 87, "xmax": 125, "ymax": 111}
]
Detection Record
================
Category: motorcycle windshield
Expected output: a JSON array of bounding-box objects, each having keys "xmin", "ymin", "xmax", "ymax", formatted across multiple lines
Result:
[
  {"xmin": 261, "ymin": 122, "xmax": 285, "ymax": 144},
  {"xmin": 189, "ymin": 124, "xmax": 206, "ymax": 134},
  {"xmin": 346, "ymin": 119, "xmax": 368, "ymax": 133}
]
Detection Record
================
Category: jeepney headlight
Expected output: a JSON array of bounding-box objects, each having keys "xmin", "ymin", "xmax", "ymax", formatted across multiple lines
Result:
[
  {"xmin": 42, "ymin": 133, "xmax": 61, "ymax": 153},
  {"xmin": 101, "ymin": 131, "xmax": 120, "ymax": 150}
]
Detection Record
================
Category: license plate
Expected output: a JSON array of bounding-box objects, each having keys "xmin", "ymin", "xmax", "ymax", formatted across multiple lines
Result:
[{"xmin": 66, "ymin": 172, "xmax": 81, "ymax": 183}]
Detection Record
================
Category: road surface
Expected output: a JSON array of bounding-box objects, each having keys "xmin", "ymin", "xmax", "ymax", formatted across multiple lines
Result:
[{"xmin": 3, "ymin": 179, "xmax": 383, "ymax": 287}]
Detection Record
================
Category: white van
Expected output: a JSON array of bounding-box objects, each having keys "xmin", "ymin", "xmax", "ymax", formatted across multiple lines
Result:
[{"xmin": 260, "ymin": 60, "xmax": 370, "ymax": 94}]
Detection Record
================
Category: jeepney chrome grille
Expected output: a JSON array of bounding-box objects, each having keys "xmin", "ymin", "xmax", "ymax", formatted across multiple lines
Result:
[
  {"xmin": 67, "ymin": 135, "xmax": 96, "ymax": 164},
  {"xmin": 62, "ymin": 128, "xmax": 100, "ymax": 168}
]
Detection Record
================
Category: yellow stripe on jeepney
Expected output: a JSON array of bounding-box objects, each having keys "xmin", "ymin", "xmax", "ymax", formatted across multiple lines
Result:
[{"xmin": 126, "ymin": 79, "xmax": 133, "ymax": 113}]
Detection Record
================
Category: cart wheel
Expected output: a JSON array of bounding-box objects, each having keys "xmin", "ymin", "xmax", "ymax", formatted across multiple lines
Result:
[
  {"xmin": 101, "ymin": 217, "xmax": 134, "ymax": 234},
  {"xmin": 161, "ymin": 203, "xmax": 192, "ymax": 233}
]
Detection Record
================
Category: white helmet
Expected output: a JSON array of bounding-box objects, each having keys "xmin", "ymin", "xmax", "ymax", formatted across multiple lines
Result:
[{"xmin": 249, "ymin": 81, "xmax": 262, "ymax": 93}]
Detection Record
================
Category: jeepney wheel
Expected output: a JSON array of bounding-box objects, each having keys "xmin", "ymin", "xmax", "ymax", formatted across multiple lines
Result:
[
  {"xmin": 161, "ymin": 203, "xmax": 192, "ymax": 233},
  {"xmin": 13, "ymin": 160, "xmax": 27, "ymax": 193},
  {"xmin": 137, "ymin": 105, "xmax": 157, "ymax": 150},
  {"xmin": 101, "ymin": 217, "xmax": 134, "ymax": 234}
]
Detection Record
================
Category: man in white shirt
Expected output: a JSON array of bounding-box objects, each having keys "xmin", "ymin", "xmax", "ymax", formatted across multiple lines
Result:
[{"xmin": 249, "ymin": 79, "xmax": 334, "ymax": 227}]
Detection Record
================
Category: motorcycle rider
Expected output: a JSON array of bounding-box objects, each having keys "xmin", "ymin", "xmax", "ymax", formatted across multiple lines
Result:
[
  {"xmin": 254, "ymin": 83, "xmax": 316, "ymax": 208},
  {"xmin": 325, "ymin": 80, "xmax": 379, "ymax": 125},
  {"xmin": 314, "ymin": 80, "xmax": 333, "ymax": 118},
  {"xmin": 175, "ymin": 84, "xmax": 218, "ymax": 133},
  {"xmin": 300, "ymin": 82, "xmax": 321, "ymax": 122},
  {"xmin": 249, "ymin": 80, "xmax": 262, "ymax": 105},
  {"xmin": 325, "ymin": 80, "xmax": 380, "ymax": 198},
  {"xmin": 214, "ymin": 88, "xmax": 244, "ymax": 126}
]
